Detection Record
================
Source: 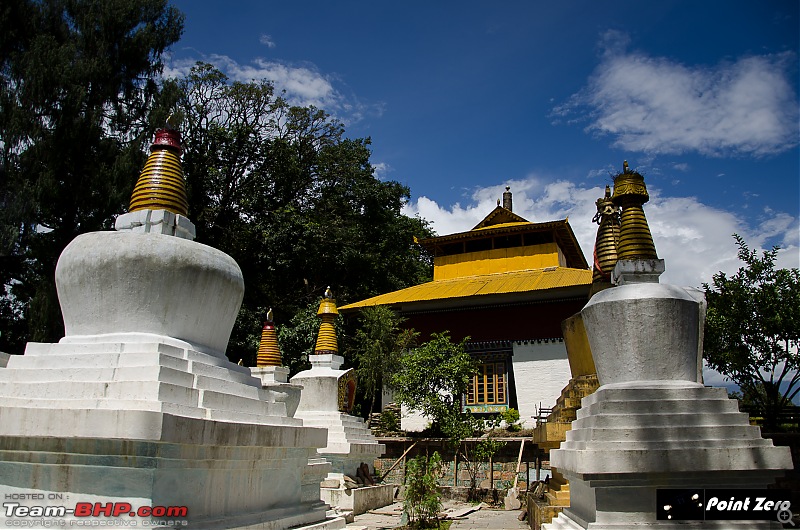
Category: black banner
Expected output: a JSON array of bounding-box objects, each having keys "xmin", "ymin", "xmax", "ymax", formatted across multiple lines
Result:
[{"xmin": 657, "ymin": 489, "xmax": 792, "ymax": 523}]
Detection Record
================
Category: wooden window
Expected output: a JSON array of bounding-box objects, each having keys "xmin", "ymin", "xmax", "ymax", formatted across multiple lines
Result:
[{"xmin": 466, "ymin": 362, "xmax": 507, "ymax": 406}]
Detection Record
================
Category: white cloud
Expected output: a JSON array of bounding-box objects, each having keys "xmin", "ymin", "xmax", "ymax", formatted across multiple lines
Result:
[
  {"xmin": 403, "ymin": 175, "xmax": 799, "ymax": 288},
  {"xmin": 163, "ymin": 54, "xmax": 383, "ymax": 124},
  {"xmin": 372, "ymin": 162, "xmax": 391, "ymax": 180},
  {"xmin": 553, "ymin": 31, "xmax": 799, "ymax": 157},
  {"xmin": 259, "ymin": 34, "xmax": 276, "ymax": 48}
]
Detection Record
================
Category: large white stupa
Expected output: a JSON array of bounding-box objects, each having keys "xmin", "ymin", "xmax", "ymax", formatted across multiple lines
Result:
[
  {"xmin": 544, "ymin": 166, "xmax": 792, "ymax": 529},
  {"xmin": 0, "ymin": 125, "xmax": 343, "ymax": 529}
]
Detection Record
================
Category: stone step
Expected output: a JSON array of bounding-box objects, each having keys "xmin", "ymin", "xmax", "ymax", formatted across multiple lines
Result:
[
  {"xmin": 559, "ymin": 437, "xmax": 773, "ymax": 451},
  {"xmin": 542, "ymin": 513, "xmax": 584, "ymax": 530},
  {"xmin": 193, "ymin": 373, "xmax": 263, "ymax": 400},
  {"xmin": 576, "ymin": 397, "xmax": 739, "ymax": 418},
  {"xmin": 23, "ymin": 341, "xmax": 185, "ymax": 356},
  {"xmin": 0, "ymin": 396, "xmax": 205, "ymax": 418},
  {"xmin": 0, "ymin": 380, "xmax": 201, "ymax": 407},
  {"xmin": 581, "ymin": 385, "xmax": 728, "ymax": 406},
  {"xmin": 545, "ymin": 490, "xmax": 570, "ymax": 504},
  {"xmin": 0, "ymin": 365, "xmax": 194, "ymax": 385},
  {"xmin": 7, "ymin": 351, "xmax": 189, "ymax": 372},
  {"xmin": 571, "ymin": 411, "xmax": 750, "ymax": 430},
  {"xmin": 565, "ymin": 424, "xmax": 762, "ymax": 442},
  {"xmin": 207, "ymin": 407, "xmax": 300, "ymax": 426},
  {"xmin": 200, "ymin": 389, "xmax": 279, "ymax": 416}
]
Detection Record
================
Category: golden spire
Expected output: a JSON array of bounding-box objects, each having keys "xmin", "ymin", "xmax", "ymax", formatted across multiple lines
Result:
[
  {"xmin": 591, "ymin": 185, "xmax": 620, "ymax": 288},
  {"xmin": 611, "ymin": 162, "xmax": 658, "ymax": 260},
  {"xmin": 129, "ymin": 120, "xmax": 189, "ymax": 216},
  {"xmin": 256, "ymin": 308, "xmax": 282, "ymax": 367},
  {"xmin": 314, "ymin": 287, "xmax": 339, "ymax": 355}
]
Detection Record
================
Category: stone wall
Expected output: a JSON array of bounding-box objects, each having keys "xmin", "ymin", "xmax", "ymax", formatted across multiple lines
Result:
[{"xmin": 373, "ymin": 438, "xmax": 546, "ymax": 492}]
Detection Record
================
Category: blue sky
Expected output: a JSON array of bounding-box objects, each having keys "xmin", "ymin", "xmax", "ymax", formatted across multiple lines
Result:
[{"xmin": 166, "ymin": 0, "xmax": 799, "ymax": 291}]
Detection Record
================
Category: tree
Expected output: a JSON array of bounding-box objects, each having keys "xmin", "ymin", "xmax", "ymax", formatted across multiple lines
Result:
[
  {"xmin": 159, "ymin": 63, "xmax": 434, "ymax": 365},
  {"xmin": 392, "ymin": 333, "xmax": 507, "ymax": 499},
  {"xmin": 703, "ymin": 234, "xmax": 800, "ymax": 431},
  {"xmin": 391, "ymin": 332, "xmax": 476, "ymax": 435},
  {"xmin": 403, "ymin": 451, "xmax": 445, "ymax": 529},
  {"xmin": 0, "ymin": 0, "xmax": 183, "ymax": 352},
  {"xmin": 353, "ymin": 305, "xmax": 418, "ymax": 416}
]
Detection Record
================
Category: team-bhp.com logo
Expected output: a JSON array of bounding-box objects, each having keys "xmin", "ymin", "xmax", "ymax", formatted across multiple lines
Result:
[
  {"xmin": 4, "ymin": 501, "xmax": 188, "ymax": 527},
  {"xmin": 657, "ymin": 489, "xmax": 793, "ymax": 526}
]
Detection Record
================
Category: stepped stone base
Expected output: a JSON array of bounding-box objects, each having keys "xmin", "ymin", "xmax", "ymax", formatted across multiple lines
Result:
[
  {"xmin": 0, "ymin": 338, "xmax": 334, "ymax": 529},
  {"xmin": 543, "ymin": 382, "xmax": 791, "ymax": 530}
]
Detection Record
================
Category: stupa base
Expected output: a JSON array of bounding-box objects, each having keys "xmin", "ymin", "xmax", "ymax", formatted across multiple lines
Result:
[
  {"xmin": 546, "ymin": 512, "xmax": 782, "ymax": 529},
  {"xmin": 544, "ymin": 384, "xmax": 791, "ymax": 530},
  {"xmin": 0, "ymin": 339, "xmax": 334, "ymax": 529}
]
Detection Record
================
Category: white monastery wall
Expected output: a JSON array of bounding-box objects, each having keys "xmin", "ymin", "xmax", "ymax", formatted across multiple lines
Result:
[
  {"xmin": 390, "ymin": 340, "xmax": 571, "ymax": 432},
  {"xmin": 511, "ymin": 340, "xmax": 571, "ymax": 427}
]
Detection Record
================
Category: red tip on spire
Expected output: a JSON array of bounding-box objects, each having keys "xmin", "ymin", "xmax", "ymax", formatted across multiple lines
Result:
[{"xmin": 152, "ymin": 128, "xmax": 182, "ymax": 154}]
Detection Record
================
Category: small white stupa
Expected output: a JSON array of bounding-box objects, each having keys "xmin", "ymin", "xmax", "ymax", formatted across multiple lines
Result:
[
  {"xmin": 250, "ymin": 308, "xmax": 303, "ymax": 418},
  {"xmin": 0, "ymin": 124, "xmax": 343, "ymax": 529},
  {"xmin": 291, "ymin": 289, "xmax": 391, "ymax": 514},
  {"xmin": 544, "ymin": 166, "xmax": 792, "ymax": 529}
]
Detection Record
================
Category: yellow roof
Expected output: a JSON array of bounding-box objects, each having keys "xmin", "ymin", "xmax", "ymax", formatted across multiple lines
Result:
[{"xmin": 339, "ymin": 267, "xmax": 592, "ymax": 311}]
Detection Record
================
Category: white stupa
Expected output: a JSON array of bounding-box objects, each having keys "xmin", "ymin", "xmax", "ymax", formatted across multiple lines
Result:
[
  {"xmin": 0, "ymin": 125, "xmax": 343, "ymax": 529},
  {"xmin": 290, "ymin": 289, "xmax": 390, "ymax": 514},
  {"xmin": 544, "ymin": 167, "xmax": 792, "ymax": 529}
]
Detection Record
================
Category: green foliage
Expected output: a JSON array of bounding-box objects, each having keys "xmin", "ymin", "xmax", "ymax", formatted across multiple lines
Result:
[
  {"xmin": 391, "ymin": 332, "xmax": 476, "ymax": 443},
  {"xmin": 404, "ymin": 452, "xmax": 444, "ymax": 529},
  {"xmin": 379, "ymin": 408, "xmax": 400, "ymax": 433},
  {"xmin": 703, "ymin": 234, "xmax": 800, "ymax": 431},
  {"xmin": 158, "ymin": 63, "xmax": 434, "ymax": 364},
  {"xmin": 352, "ymin": 305, "xmax": 418, "ymax": 415},
  {"xmin": 454, "ymin": 413, "xmax": 506, "ymax": 499},
  {"xmin": 0, "ymin": 0, "xmax": 184, "ymax": 351},
  {"xmin": 501, "ymin": 408, "xmax": 521, "ymax": 431}
]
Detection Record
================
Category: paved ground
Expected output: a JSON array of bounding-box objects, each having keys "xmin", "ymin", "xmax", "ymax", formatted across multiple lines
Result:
[{"xmin": 345, "ymin": 501, "xmax": 529, "ymax": 530}]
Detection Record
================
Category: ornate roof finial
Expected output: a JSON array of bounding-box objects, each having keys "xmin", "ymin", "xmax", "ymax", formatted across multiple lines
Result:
[
  {"xmin": 256, "ymin": 307, "xmax": 282, "ymax": 367},
  {"xmin": 129, "ymin": 123, "xmax": 189, "ymax": 216},
  {"xmin": 591, "ymin": 185, "xmax": 620, "ymax": 292},
  {"xmin": 623, "ymin": 160, "xmax": 629, "ymax": 173},
  {"xmin": 611, "ymin": 165, "xmax": 657, "ymax": 261},
  {"xmin": 314, "ymin": 287, "xmax": 339, "ymax": 355},
  {"xmin": 502, "ymin": 186, "xmax": 513, "ymax": 212}
]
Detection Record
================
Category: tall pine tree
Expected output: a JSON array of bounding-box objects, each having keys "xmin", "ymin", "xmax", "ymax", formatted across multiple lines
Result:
[{"xmin": 0, "ymin": 0, "xmax": 183, "ymax": 351}]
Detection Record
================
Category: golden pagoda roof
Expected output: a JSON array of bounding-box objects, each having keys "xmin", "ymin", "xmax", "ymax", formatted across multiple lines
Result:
[
  {"xmin": 420, "ymin": 219, "xmax": 589, "ymax": 270},
  {"xmin": 338, "ymin": 266, "xmax": 591, "ymax": 312},
  {"xmin": 472, "ymin": 205, "xmax": 530, "ymax": 229}
]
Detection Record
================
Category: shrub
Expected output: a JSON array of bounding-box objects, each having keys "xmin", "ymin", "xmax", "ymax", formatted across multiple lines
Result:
[{"xmin": 404, "ymin": 452, "xmax": 444, "ymax": 528}]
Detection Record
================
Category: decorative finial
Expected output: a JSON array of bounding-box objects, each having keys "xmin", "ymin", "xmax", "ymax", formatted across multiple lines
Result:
[
  {"xmin": 590, "ymin": 185, "xmax": 621, "ymax": 291},
  {"xmin": 129, "ymin": 126, "xmax": 189, "ymax": 216},
  {"xmin": 623, "ymin": 160, "xmax": 629, "ymax": 173},
  {"xmin": 314, "ymin": 287, "xmax": 339, "ymax": 355},
  {"xmin": 502, "ymin": 186, "xmax": 513, "ymax": 211},
  {"xmin": 611, "ymin": 168, "xmax": 657, "ymax": 261},
  {"xmin": 256, "ymin": 307, "xmax": 281, "ymax": 367},
  {"xmin": 497, "ymin": 198, "xmax": 501, "ymax": 206}
]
